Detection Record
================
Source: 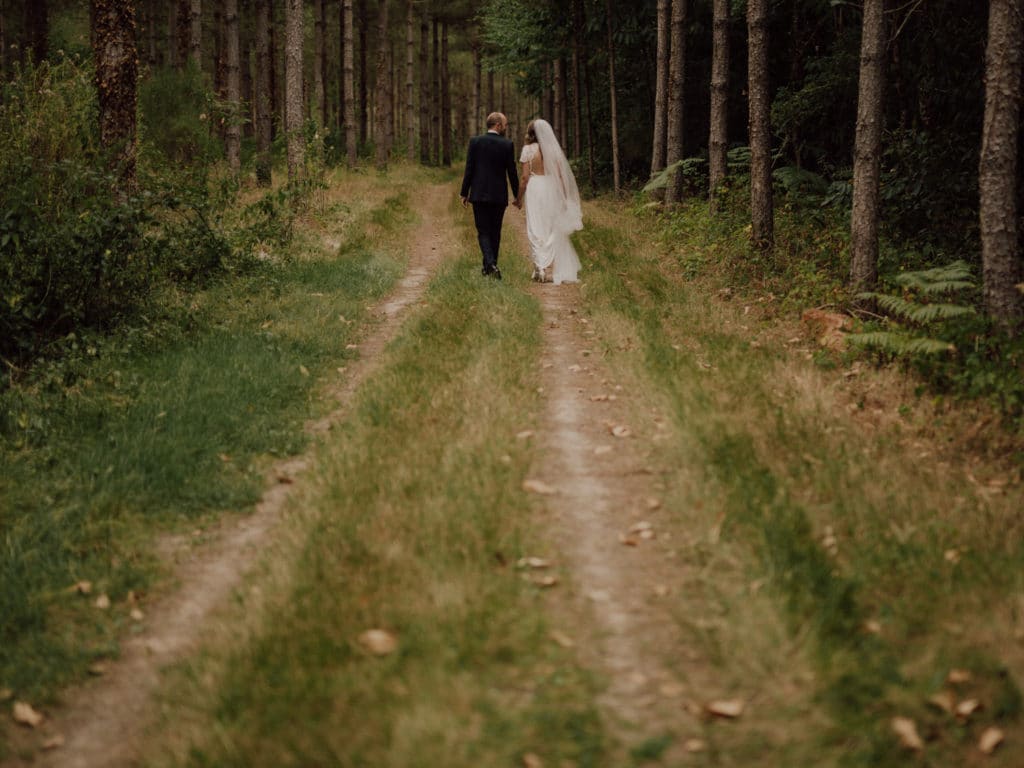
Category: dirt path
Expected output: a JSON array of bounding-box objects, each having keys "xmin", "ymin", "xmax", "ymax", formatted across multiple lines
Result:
[
  {"xmin": 527, "ymin": 278, "xmax": 710, "ymax": 761},
  {"xmin": 5, "ymin": 184, "xmax": 453, "ymax": 768}
]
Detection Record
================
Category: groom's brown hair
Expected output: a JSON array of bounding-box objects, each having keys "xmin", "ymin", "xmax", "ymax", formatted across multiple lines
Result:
[{"xmin": 486, "ymin": 112, "xmax": 506, "ymax": 129}]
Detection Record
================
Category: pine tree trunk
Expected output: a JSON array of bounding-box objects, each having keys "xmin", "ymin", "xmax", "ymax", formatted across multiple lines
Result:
[
  {"xmin": 441, "ymin": 19, "xmax": 451, "ymax": 166},
  {"xmin": 188, "ymin": 0, "xmax": 201, "ymax": 65},
  {"xmin": 708, "ymin": 0, "xmax": 729, "ymax": 207},
  {"xmin": 850, "ymin": 0, "xmax": 885, "ymax": 293},
  {"xmin": 571, "ymin": 1, "xmax": 582, "ymax": 158},
  {"xmin": 431, "ymin": 17, "xmax": 440, "ymax": 164},
  {"xmin": 650, "ymin": 0, "xmax": 669, "ymax": 186},
  {"xmin": 255, "ymin": 0, "xmax": 272, "ymax": 184},
  {"xmin": 314, "ymin": 0, "xmax": 326, "ymax": 127},
  {"xmin": 358, "ymin": 0, "xmax": 368, "ymax": 146},
  {"xmin": 472, "ymin": 39, "xmax": 481, "ymax": 133},
  {"xmin": 747, "ymin": 0, "xmax": 773, "ymax": 248},
  {"xmin": 241, "ymin": 22, "xmax": 253, "ymax": 137},
  {"xmin": 419, "ymin": 10, "xmax": 429, "ymax": 163},
  {"xmin": 664, "ymin": 0, "xmax": 686, "ymax": 205},
  {"xmin": 487, "ymin": 69, "xmax": 494, "ymax": 111},
  {"xmin": 1, "ymin": 0, "xmax": 8, "ymax": 80},
  {"xmin": 344, "ymin": 0, "xmax": 357, "ymax": 166},
  {"xmin": 582, "ymin": 0, "xmax": 595, "ymax": 191},
  {"xmin": 980, "ymin": 0, "xmax": 1024, "ymax": 329},
  {"xmin": 25, "ymin": 0, "xmax": 49, "ymax": 64},
  {"xmin": 605, "ymin": 0, "xmax": 620, "ymax": 194},
  {"xmin": 406, "ymin": 0, "xmax": 415, "ymax": 160},
  {"xmin": 374, "ymin": 0, "xmax": 390, "ymax": 171},
  {"xmin": 285, "ymin": 0, "xmax": 304, "ymax": 181},
  {"xmin": 269, "ymin": 5, "xmax": 278, "ymax": 140},
  {"xmin": 176, "ymin": 0, "xmax": 189, "ymax": 67},
  {"xmin": 224, "ymin": 0, "xmax": 240, "ymax": 173},
  {"xmin": 554, "ymin": 57, "xmax": 563, "ymax": 140},
  {"xmin": 167, "ymin": 1, "xmax": 178, "ymax": 68},
  {"xmin": 338, "ymin": 0, "xmax": 345, "ymax": 134},
  {"xmin": 90, "ymin": 0, "xmax": 138, "ymax": 191}
]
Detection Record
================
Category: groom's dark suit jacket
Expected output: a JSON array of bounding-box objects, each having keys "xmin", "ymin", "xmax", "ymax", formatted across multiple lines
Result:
[{"xmin": 460, "ymin": 132, "xmax": 519, "ymax": 204}]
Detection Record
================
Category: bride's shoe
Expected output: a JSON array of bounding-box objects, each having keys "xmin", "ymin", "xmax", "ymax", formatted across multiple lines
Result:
[{"xmin": 531, "ymin": 266, "xmax": 543, "ymax": 282}]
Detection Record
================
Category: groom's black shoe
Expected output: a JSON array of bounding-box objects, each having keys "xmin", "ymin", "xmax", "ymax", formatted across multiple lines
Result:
[{"xmin": 483, "ymin": 266, "xmax": 502, "ymax": 280}]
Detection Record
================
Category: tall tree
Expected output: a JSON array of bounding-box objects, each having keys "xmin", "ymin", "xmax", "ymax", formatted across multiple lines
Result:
[
  {"xmin": 664, "ymin": 0, "xmax": 687, "ymax": 205},
  {"xmin": 187, "ymin": 0, "xmax": 201, "ymax": 65},
  {"xmin": 314, "ymin": 0, "xmax": 327, "ymax": 127},
  {"xmin": 980, "ymin": 0, "xmax": 1024, "ymax": 329},
  {"xmin": 90, "ymin": 0, "xmax": 138, "ymax": 191},
  {"xmin": 472, "ymin": 38, "xmax": 481, "ymax": 136},
  {"xmin": 650, "ymin": 0, "xmax": 669, "ymax": 189},
  {"xmin": 431, "ymin": 17, "xmax": 440, "ymax": 163},
  {"xmin": 255, "ymin": 0, "xmax": 273, "ymax": 184},
  {"xmin": 358, "ymin": 0, "xmax": 368, "ymax": 146},
  {"xmin": 708, "ymin": 0, "xmax": 729, "ymax": 207},
  {"xmin": 0, "ymin": 0, "xmax": 8, "ymax": 80},
  {"xmin": 571, "ymin": 1, "xmax": 582, "ymax": 158},
  {"xmin": 24, "ymin": 0, "xmax": 49, "ymax": 64},
  {"xmin": 849, "ymin": 0, "xmax": 886, "ymax": 293},
  {"xmin": 419, "ymin": 9, "xmax": 429, "ymax": 163},
  {"xmin": 605, "ymin": 0, "xmax": 620, "ymax": 194},
  {"xmin": 285, "ymin": 0, "xmax": 304, "ymax": 180},
  {"xmin": 441, "ymin": 19, "xmax": 451, "ymax": 166},
  {"xmin": 406, "ymin": 0, "xmax": 415, "ymax": 160},
  {"xmin": 553, "ymin": 57, "xmax": 564, "ymax": 140},
  {"xmin": 344, "ymin": 0, "xmax": 357, "ymax": 165},
  {"xmin": 338, "ymin": 0, "xmax": 345, "ymax": 134},
  {"xmin": 747, "ymin": 0, "xmax": 773, "ymax": 248},
  {"xmin": 374, "ymin": 0, "xmax": 390, "ymax": 171},
  {"xmin": 167, "ymin": 0, "xmax": 178, "ymax": 68},
  {"xmin": 224, "ymin": 0, "xmax": 240, "ymax": 173}
]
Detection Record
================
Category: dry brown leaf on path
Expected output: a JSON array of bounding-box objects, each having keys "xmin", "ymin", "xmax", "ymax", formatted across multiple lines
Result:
[
  {"xmin": 516, "ymin": 430, "xmax": 535, "ymax": 440},
  {"xmin": 529, "ymin": 575, "xmax": 559, "ymax": 588},
  {"xmin": 618, "ymin": 534, "xmax": 639, "ymax": 547},
  {"xmin": 864, "ymin": 619, "xmax": 882, "ymax": 635},
  {"xmin": 590, "ymin": 394, "xmax": 610, "ymax": 402},
  {"xmin": 523, "ymin": 479, "xmax": 558, "ymax": 495},
  {"xmin": 130, "ymin": 608, "xmax": 145, "ymax": 622},
  {"xmin": 610, "ymin": 425, "xmax": 632, "ymax": 438},
  {"xmin": 13, "ymin": 701, "xmax": 44, "ymax": 728},
  {"xmin": 550, "ymin": 630, "xmax": 575, "ymax": 648},
  {"xmin": 955, "ymin": 698, "xmax": 981, "ymax": 720},
  {"xmin": 979, "ymin": 727, "xmax": 1004, "ymax": 755},
  {"xmin": 683, "ymin": 738, "xmax": 707, "ymax": 753},
  {"xmin": 358, "ymin": 629, "xmax": 399, "ymax": 656},
  {"xmin": 87, "ymin": 663, "xmax": 107, "ymax": 676},
  {"xmin": 516, "ymin": 557, "xmax": 551, "ymax": 570},
  {"xmin": 706, "ymin": 699, "xmax": 745, "ymax": 719},
  {"xmin": 947, "ymin": 668, "xmax": 972, "ymax": 685},
  {"xmin": 42, "ymin": 734, "xmax": 65, "ymax": 750},
  {"xmin": 94, "ymin": 594, "xmax": 111, "ymax": 610},
  {"xmin": 522, "ymin": 753, "xmax": 544, "ymax": 768},
  {"xmin": 69, "ymin": 580, "xmax": 92, "ymax": 595},
  {"xmin": 891, "ymin": 717, "xmax": 924, "ymax": 751},
  {"xmin": 593, "ymin": 445, "xmax": 613, "ymax": 456},
  {"xmin": 927, "ymin": 690, "xmax": 956, "ymax": 715},
  {"xmin": 644, "ymin": 497, "xmax": 662, "ymax": 511}
]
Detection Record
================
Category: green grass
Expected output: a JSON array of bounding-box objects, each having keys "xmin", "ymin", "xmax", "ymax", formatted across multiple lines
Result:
[
  {"xmin": 571, "ymin": 207, "xmax": 1024, "ymax": 766},
  {"xmin": 150, "ymin": 198, "xmax": 607, "ymax": 767},
  {"xmin": 0, "ymin": 170, "xmax": 413, "ymax": 749}
]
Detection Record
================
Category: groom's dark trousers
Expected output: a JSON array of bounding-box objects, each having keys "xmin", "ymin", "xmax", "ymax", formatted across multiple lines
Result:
[{"xmin": 461, "ymin": 131, "xmax": 520, "ymax": 275}]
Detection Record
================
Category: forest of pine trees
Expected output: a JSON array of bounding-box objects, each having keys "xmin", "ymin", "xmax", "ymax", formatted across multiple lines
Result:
[{"xmin": 1, "ymin": 1, "xmax": 1023, "ymax": 357}]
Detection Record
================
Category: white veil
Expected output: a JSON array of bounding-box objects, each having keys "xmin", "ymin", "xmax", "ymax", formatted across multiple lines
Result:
[{"xmin": 532, "ymin": 119, "xmax": 583, "ymax": 234}]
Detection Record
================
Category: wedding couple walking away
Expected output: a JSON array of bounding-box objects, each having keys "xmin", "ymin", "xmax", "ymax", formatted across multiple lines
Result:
[{"xmin": 460, "ymin": 112, "xmax": 583, "ymax": 283}]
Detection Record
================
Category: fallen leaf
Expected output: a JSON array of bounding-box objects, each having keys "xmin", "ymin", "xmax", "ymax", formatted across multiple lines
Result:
[
  {"xmin": 891, "ymin": 717, "xmax": 924, "ymax": 751},
  {"xmin": 927, "ymin": 690, "xmax": 956, "ymax": 715},
  {"xmin": 644, "ymin": 497, "xmax": 662, "ymax": 511},
  {"xmin": 522, "ymin": 753, "xmax": 544, "ymax": 768},
  {"xmin": 550, "ymin": 630, "xmax": 575, "ymax": 648},
  {"xmin": 87, "ymin": 663, "xmax": 107, "ymax": 676},
  {"xmin": 522, "ymin": 479, "xmax": 558, "ymax": 495},
  {"xmin": 12, "ymin": 701, "xmax": 43, "ymax": 728},
  {"xmin": 568, "ymin": 364, "xmax": 582, "ymax": 373},
  {"xmin": 516, "ymin": 557, "xmax": 551, "ymax": 570},
  {"xmin": 530, "ymin": 575, "xmax": 559, "ymax": 588},
  {"xmin": 955, "ymin": 698, "xmax": 981, "ymax": 719},
  {"xmin": 299, "ymin": 365, "xmax": 310, "ymax": 377},
  {"xmin": 611, "ymin": 425, "xmax": 632, "ymax": 438},
  {"xmin": 706, "ymin": 699, "xmax": 745, "ymax": 718},
  {"xmin": 629, "ymin": 521, "xmax": 654, "ymax": 539},
  {"xmin": 593, "ymin": 445, "xmax": 613, "ymax": 456},
  {"xmin": 277, "ymin": 475, "xmax": 295, "ymax": 484},
  {"xmin": 516, "ymin": 430, "xmax": 535, "ymax": 440},
  {"xmin": 346, "ymin": 344, "xmax": 359, "ymax": 350},
  {"xmin": 947, "ymin": 668, "xmax": 972, "ymax": 685},
  {"xmin": 864, "ymin": 619, "xmax": 882, "ymax": 635},
  {"xmin": 590, "ymin": 394, "xmax": 609, "ymax": 402},
  {"xmin": 218, "ymin": 453, "xmax": 232, "ymax": 463},
  {"xmin": 71, "ymin": 580, "xmax": 92, "ymax": 595},
  {"xmin": 652, "ymin": 584, "xmax": 670, "ymax": 597},
  {"xmin": 42, "ymin": 734, "xmax": 65, "ymax": 750},
  {"xmin": 683, "ymin": 738, "xmax": 706, "ymax": 753},
  {"xmin": 618, "ymin": 534, "xmax": 639, "ymax": 547},
  {"xmin": 978, "ymin": 726, "xmax": 1004, "ymax": 755},
  {"xmin": 944, "ymin": 548, "xmax": 961, "ymax": 564},
  {"xmin": 94, "ymin": 594, "xmax": 110, "ymax": 610},
  {"xmin": 130, "ymin": 608, "xmax": 144, "ymax": 622}
]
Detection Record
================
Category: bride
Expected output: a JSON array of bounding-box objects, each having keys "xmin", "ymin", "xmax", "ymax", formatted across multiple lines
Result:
[{"xmin": 516, "ymin": 119, "xmax": 583, "ymax": 284}]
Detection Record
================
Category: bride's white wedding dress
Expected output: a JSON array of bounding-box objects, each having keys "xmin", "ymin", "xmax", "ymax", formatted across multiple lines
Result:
[{"xmin": 520, "ymin": 120, "xmax": 583, "ymax": 284}]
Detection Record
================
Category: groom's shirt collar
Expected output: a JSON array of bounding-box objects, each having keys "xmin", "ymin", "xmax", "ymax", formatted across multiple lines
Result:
[{"xmin": 487, "ymin": 129, "xmax": 500, "ymax": 134}]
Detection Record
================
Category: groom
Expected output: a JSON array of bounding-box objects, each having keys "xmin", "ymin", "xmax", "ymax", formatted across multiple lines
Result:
[{"xmin": 460, "ymin": 112, "xmax": 520, "ymax": 280}]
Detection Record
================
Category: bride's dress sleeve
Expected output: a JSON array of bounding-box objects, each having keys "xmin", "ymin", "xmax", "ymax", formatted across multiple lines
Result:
[{"xmin": 519, "ymin": 144, "xmax": 533, "ymax": 164}]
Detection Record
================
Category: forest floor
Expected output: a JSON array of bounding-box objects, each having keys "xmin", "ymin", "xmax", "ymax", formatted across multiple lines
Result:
[{"xmin": 3, "ymin": 165, "xmax": 1024, "ymax": 767}]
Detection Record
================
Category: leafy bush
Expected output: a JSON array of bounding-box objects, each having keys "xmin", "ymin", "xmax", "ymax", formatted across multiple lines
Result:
[{"xmin": 138, "ymin": 63, "xmax": 221, "ymax": 167}]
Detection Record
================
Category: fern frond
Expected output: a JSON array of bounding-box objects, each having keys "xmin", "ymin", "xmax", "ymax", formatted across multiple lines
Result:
[
  {"xmin": 857, "ymin": 293, "xmax": 975, "ymax": 324},
  {"xmin": 892, "ymin": 261, "xmax": 975, "ymax": 294},
  {"xmin": 847, "ymin": 331, "xmax": 954, "ymax": 355}
]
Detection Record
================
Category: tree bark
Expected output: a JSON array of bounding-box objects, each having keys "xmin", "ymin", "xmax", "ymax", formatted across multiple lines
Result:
[
  {"xmin": 605, "ymin": 0, "xmax": 620, "ymax": 194},
  {"xmin": 664, "ymin": 0, "xmax": 687, "ymax": 205},
  {"xmin": 255, "ymin": 0, "xmax": 272, "ymax": 184},
  {"xmin": 571, "ymin": 1, "xmax": 582, "ymax": 158},
  {"xmin": 285, "ymin": 0, "xmax": 304, "ymax": 181},
  {"xmin": 167, "ymin": 0, "xmax": 178, "ymax": 68},
  {"xmin": 708, "ymin": 0, "xmax": 729, "ymax": 207},
  {"xmin": 419, "ymin": 10, "xmax": 429, "ymax": 163},
  {"xmin": 314, "ymin": 0, "xmax": 326, "ymax": 127},
  {"xmin": 90, "ymin": 0, "xmax": 138, "ymax": 191},
  {"xmin": 176, "ymin": 0, "xmax": 189, "ymax": 67},
  {"xmin": 849, "ymin": 0, "xmax": 886, "ymax": 293},
  {"xmin": 374, "ymin": 0, "xmax": 390, "ymax": 171},
  {"xmin": 1, "ymin": 0, "xmax": 8, "ymax": 80},
  {"xmin": 582, "ymin": 0, "xmax": 595, "ymax": 191},
  {"xmin": 406, "ymin": 0, "xmax": 415, "ymax": 160},
  {"xmin": 25, "ymin": 0, "xmax": 49, "ymax": 64},
  {"xmin": 441, "ymin": 19, "xmax": 451, "ymax": 166},
  {"xmin": 472, "ymin": 39, "xmax": 481, "ymax": 135},
  {"xmin": 981, "ymin": 0, "xmax": 1024, "ymax": 329},
  {"xmin": 358, "ymin": 0, "xmax": 368, "ymax": 146},
  {"xmin": 241, "ymin": 20, "xmax": 253, "ymax": 137},
  {"xmin": 650, "ymin": 0, "xmax": 669, "ymax": 186},
  {"xmin": 747, "ymin": 0, "xmax": 773, "ymax": 249},
  {"xmin": 344, "ymin": 0, "xmax": 357, "ymax": 166},
  {"xmin": 431, "ymin": 17, "xmax": 440, "ymax": 164},
  {"xmin": 338, "ymin": 0, "xmax": 345, "ymax": 134},
  {"xmin": 224, "ymin": 0, "xmax": 240, "ymax": 173},
  {"xmin": 554, "ymin": 57, "xmax": 564, "ymax": 141},
  {"xmin": 188, "ymin": 0, "xmax": 201, "ymax": 65}
]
